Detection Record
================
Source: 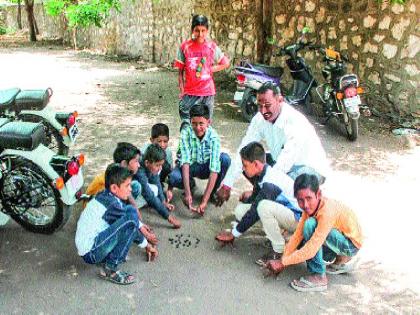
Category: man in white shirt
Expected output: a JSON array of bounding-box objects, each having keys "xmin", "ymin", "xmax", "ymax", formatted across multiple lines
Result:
[{"xmin": 216, "ymin": 81, "xmax": 329, "ymax": 206}]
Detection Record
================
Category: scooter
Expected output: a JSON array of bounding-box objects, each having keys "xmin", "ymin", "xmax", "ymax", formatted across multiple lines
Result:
[
  {"xmin": 233, "ymin": 28, "xmax": 316, "ymax": 122},
  {"xmin": 309, "ymin": 45, "xmax": 370, "ymax": 141},
  {"xmin": 0, "ymin": 117, "xmax": 84, "ymax": 234},
  {"xmin": 0, "ymin": 87, "xmax": 79, "ymax": 155}
]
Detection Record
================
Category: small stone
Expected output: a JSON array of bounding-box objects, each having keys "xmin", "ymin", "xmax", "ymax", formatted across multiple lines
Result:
[
  {"xmin": 379, "ymin": 16, "xmax": 391, "ymax": 30},
  {"xmin": 315, "ymin": 7, "xmax": 326, "ymax": 23},
  {"xmin": 382, "ymin": 43, "xmax": 398, "ymax": 59},
  {"xmin": 368, "ymin": 72, "xmax": 381, "ymax": 85},
  {"xmin": 363, "ymin": 16, "xmax": 376, "ymax": 28},
  {"xmin": 391, "ymin": 18, "xmax": 410, "ymax": 41},
  {"xmin": 373, "ymin": 35, "xmax": 385, "ymax": 43},
  {"xmin": 363, "ymin": 43, "xmax": 378, "ymax": 54},
  {"xmin": 275, "ymin": 14, "xmax": 286, "ymax": 25},
  {"xmin": 327, "ymin": 27, "xmax": 337, "ymax": 40},
  {"xmin": 305, "ymin": 1, "xmax": 316, "ymax": 12},
  {"xmin": 352, "ymin": 35, "xmax": 362, "ymax": 47},
  {"xmin": 391, "ymin": 3, "xmax": 404, "ymax": 14},
  {"xmin": 366, "ymin": 58, "xmax": 374, "ymax": 68},
  {"xmin": 384, "ymin": 73, "xmax": 401, "ymax": 83},
  {"xmin": 405, "ymin": 64, "xmax": 419, "ymax": 76}
]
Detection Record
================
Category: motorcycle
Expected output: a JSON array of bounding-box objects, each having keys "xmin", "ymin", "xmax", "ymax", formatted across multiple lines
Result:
[
  {"xmin": 309, "ymin": 45, "xmax": 370, "ymax": 141},
  {"xmin": 0, "ymin": 87, "xmax": 79, "ymax": 155},
  {"xmin": 233, "ymin": 28, "xmax": 316, "ymax": 122},
  {"xmin": 0, "ymin": 117, "xmax": 84, "ymax": 234}
]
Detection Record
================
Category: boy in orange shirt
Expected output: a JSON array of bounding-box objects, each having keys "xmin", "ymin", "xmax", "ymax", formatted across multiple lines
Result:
[{"xmin": 263, "ymin": 173, "xmax": 362, "ymax": 292}]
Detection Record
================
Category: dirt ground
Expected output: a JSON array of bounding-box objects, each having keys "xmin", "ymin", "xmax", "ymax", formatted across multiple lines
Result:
[{"xmin": 0, "ymin": 44, "xmax": 419, "ymax": 314}]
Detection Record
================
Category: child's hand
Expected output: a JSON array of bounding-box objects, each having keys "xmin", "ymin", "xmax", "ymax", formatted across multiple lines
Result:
[
  {"xmin": 183, "ymin": 194, "xmax": 197, "ymax": 212},
  {"xmin": 166, "ymin": 189, "xmax": 173, "ymax": 203},
  {"xmin": 239, "ymin": 190, "xmax": 253, "ymax": 202},
  {"xmin": 163, "ymin": 201, "xmax": 175, "ymax": 212},
  {"xmin": 195, "ymin": 201, "xmax": 207, "ymax": 216},
  {"xmin": 140, "ymin": 225, "xmax": 158, "ymax": 245},
  {"xmin": 146, "ymin": 244, "xmax": 158, "ymax": 262}
]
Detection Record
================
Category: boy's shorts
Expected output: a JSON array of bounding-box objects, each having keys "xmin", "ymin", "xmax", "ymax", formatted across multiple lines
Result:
[{"xmin": 179, "ymin": 95, "xmax": 214, "ymax": 127}]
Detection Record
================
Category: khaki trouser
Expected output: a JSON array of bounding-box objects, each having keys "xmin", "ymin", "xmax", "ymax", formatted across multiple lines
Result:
[{"xmin": 257, "ymin": 199, "xmax": 298, "ymax": 254}]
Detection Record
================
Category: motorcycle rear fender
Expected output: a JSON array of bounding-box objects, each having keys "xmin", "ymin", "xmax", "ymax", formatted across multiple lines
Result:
[
  {"xmin": 17, "ymin": 107, "xmax": 73, "ymax": 146},
  {"xmin": 339, "ymin": 74, "xmax": 359, "ymax": 90},
  {"xmin": 0, "ymin": 145, "xmax": 81, "ymax": 205}
]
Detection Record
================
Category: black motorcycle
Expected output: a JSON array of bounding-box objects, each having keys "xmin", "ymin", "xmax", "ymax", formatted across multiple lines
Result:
[{"xmin": 309, "ymin": 45, "xmax": 370, "ymax": 141}]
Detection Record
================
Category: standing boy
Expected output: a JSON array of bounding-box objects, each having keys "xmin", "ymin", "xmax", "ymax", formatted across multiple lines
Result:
[
  {"xmin": 174, "ymin": 14, "xmax": 230, "ymax": 128},
  {"xmin": 263, "ymin": 174, "xmax": 363, "ymax": 292},
  {"xmin": 168, "ymin": 104, "xmax": 231, "ymax": 215},
  {"xmin": 75, "ymin": 164, "xmax": 158, "ymax": 285}
]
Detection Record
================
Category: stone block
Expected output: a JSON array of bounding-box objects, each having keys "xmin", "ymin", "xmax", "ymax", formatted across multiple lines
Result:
[
  {"xmin": 305, "ymin": 1, "xmax": 316, "ymax": 12},
  {"xmin": 363, "ymin": 15, "xmax": 377, "ymax": 28},
  {"xmin": 391, "ymin": 3, "xmax": 404, "ymax": 14},
  {"xmin": 232, "ymin": 1, "xmax": 241, "ymax": 10},
  {"xmin": 382, "ymin": 43, "xmax": 398, "ymax": 59},
  {"xmin": 352, "ymin": 35, "xmax": 362, "ymax": 47},
  {"xmin": 401, "ymin": 35, "xmax": 420, "ymax": 59},
  {"xmin": 379, "ymin": 16, "xmax": 391, "ymax": 30},
  {"xmin": 363, "ymin": 43, "xmax": 378, "ymax": 54},
  {"xmin": 328, "ymin": 27, "xmax": 337, "ymax": 40},
  {"xmin": 275, "ymin": 14, "xmax": 286, "ymax": 25},
  {"xmin": 351, "ymin": 25, "xmax": 359, "ymax": 31},
  {"xmin": 315, "ymin": 7, "xmax": 326, "ymax": 23},
  {"xmin": 405, "ymin": 64, "xmax": 419, "ymax": 77},
  {"xmin": 366, "ymin": 58, "xmax": 374, "ymax": 68},
  {"xmin": 392, "ymin": 18, "xmax": 410, "ymax": 41},
  {"xmin": 384, "ymin": 73, "xmax": 401, "ymax": 82},
  {"xmin": 368, "ymin": 72, "xmax": 381, "ymax": 85},
  {"xmin": 373, "ymin": 35, "xmax": 385, "ymax": 43},
  {"xmin": 339, "ymin": 20, "xmax": 346, "ymax": 32}
]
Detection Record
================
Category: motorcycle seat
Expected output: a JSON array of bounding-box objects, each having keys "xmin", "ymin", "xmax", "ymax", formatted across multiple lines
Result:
[
  {"xmin": 252, "ymin": 64, "xmax": 283, "ymax": 78},
  {"xmin": 0, "ymin": 88, "xmax": 21, "ymax": 110},
  {"xmin": 0, "ymin": 121, "xmax": 45, "ymax": 151},
  {"xmin": 0, "ymin": 118, "xmax": 11, "ymax": 128},
  {"xmin": 14, "ymin": 88, "xmax": 51, "ymax": 112}
]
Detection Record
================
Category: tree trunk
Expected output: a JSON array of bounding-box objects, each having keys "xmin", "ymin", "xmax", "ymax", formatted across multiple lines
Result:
[
  {"xmin": 34, "ymin": 13, "xmax": 39, "ymax": 35},
  {"xmin": 263, "ymin": 0, "xmax": 273, "ymax": 64},
  {"xmin": 24, "ymin": 0, "xmax": 36, "ymax": 41},
  {"xmin": 256, "ymin": 0, "xmax": 264, "ymax": 63},
  {"xmin": 17, "ymin": 0, "xmax": 22, "ymax": 30}
]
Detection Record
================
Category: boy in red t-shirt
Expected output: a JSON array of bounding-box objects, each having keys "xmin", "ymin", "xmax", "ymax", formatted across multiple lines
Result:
[{"xmin": 174, "ymin": 14, "xmax": 230, "ymax": 129}]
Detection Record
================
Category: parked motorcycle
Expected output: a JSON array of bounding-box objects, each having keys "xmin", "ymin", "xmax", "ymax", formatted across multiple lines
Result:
[
  {"xmin": 0, "ymin": 87, "xmax": 79, "ymax": 155},
  {"xmin": 309, "ymin": 45, "xmax": 370, "ymax": 141},
  {"xmin": 0, "ymin": 117, "xmax": 84, "ymax": 234},
  {"xmin": 233, "ymin": 28, "xmax": 316, "ymax": 122}
]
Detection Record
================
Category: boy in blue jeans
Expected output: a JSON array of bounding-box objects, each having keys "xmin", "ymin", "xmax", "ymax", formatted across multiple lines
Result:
[
  {"xmin": 168, "ymin": 104, "xmax": 231, "ymax": 215},
  {"xmin": 135, "ymin": 144, "xmax": 181, "ymax": 229},
  {"xmin": 75, "ymin": 164, "xmax": 158, "ymax": 285}
]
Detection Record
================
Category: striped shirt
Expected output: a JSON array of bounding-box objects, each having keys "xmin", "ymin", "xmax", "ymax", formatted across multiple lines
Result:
[
  {"xmin": 282, "ymin": 197, "xmax": 363, "ymax": 266},
  {"xmin": 179, "ymin": 125, "xmax": 221, "ymax": 173}
]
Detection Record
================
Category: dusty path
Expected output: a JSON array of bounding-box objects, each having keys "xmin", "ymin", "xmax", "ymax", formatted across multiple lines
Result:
[{"xmin": 0, "ymin": 46, "xmax": 419, "ymax": 314}]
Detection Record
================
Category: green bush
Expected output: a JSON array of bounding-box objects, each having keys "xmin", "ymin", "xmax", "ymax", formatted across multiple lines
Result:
[{"xmin": 0, "ymin": 26, "xmax": 6, "ymax": 35}]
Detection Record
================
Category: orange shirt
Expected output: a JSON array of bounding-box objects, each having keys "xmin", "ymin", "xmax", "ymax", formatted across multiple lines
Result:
[
  {"xmin": 83, "ymin": 173, "xmax": 105, "ymax": 208},
  {"xmin": 282, "ymin": 197, "xmax": 363, "ymax": 266}
]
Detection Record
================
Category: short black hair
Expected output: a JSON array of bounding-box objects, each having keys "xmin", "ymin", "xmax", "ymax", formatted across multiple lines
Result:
[
  {"xmin": 257, "ymin": 81, "xmax": 281, "ymax": 96},
  {"xmin": 113, "ymin": 142, "xmax": 141, "ymax": 164},
  {"xmin": 105, "ymin": 163, "xmax": 132, "ymax": 190},
  {"xmin": 151, "ymin": 123, "xmax": 169, "ymax": 139},
  {"xmin": 190, "ymin": 104, "xmax": 210, "ymax": 120},
  {"xmin": 143, "ymin": 143, "xmax": 165, "ymax": 163},
  {"xmin": 293, "ymin": 173, "xmax": 320, "ymax": 197},
  {"xmin": 191, "ymin": 14, "xmax": 209, "ymax": 31},
  {"xmin": 240, "ymin": 142, "xmax": 266, "ymax": 163}
]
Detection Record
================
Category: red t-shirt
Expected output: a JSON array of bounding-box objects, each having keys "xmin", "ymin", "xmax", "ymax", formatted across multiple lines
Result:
[{"xmin": 174, "ymin": 39, "xmax": 228, "ymax": 96}]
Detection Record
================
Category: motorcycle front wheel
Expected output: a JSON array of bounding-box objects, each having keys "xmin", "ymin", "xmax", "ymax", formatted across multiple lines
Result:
[
  {"xmin": 240, "ymin": 88, "xmax": 258, "ymax": 122},
  {"xmin": 0, "ymin": 157, "xmax": 71, "ymax": 234},
  {"xmin": 18, "ymin": 114, "xmax": 69, "ymax": 155}
]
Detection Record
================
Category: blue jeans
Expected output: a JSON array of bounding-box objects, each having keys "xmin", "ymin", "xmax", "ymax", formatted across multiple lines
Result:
[
  {"xmin": 82, "ymin": 207, "xmax": 139, "ymax": 271},
  {"xmin": 168, "ymin": 153, "xmax": 231, "ymax": 196},
  {"xmin": 303, "ymin": 217, "xmax": 359, "ymax": 275}
]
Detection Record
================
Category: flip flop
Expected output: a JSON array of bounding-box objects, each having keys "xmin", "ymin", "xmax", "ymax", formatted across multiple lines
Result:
[
  {"xmin": 326, "ymin": 256, "xmax": 360, "ymax": 275},
  {"xmin": 290, "ymin": 277, "xmax": 327, "ymax": 292}
]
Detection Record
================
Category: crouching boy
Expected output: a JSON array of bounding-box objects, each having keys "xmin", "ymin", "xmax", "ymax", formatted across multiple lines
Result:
[
  {"xmin": 263, "ymin": 174, "xmax": 363, "ymax": 292},
  {"xmin": 75, "ymin": 164, "xmax": 158, "ymax": 285},
  {"xmin": 168, "ymin": 104, "xmax": 231, "ymax": 215}
]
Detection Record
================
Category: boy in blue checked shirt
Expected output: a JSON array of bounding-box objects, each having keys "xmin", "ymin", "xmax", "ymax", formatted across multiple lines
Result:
[{"xmin": 168, "ymin": 104, "xmax": 231, "ymax": 215}]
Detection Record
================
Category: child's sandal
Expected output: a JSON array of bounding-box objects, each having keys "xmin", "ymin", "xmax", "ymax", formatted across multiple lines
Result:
[{"xmin": 98, "ymin": 267, "xmax": 135, "ymax": 285}]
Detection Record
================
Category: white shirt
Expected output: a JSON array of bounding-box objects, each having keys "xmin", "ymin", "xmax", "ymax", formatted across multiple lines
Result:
[{"xmin": 223, "ymin": 103, "xmax": 330, "ymax": 188}]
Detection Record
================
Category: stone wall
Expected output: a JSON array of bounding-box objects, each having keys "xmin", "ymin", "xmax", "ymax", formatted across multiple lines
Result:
[{"xmin": 1, "ymin": 0, "xmax": 419, "ymax": 122}]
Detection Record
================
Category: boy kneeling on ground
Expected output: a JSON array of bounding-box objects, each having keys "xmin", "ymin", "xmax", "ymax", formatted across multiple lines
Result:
[
  {"xmin": 263, "ymin": 173, "xmax": 363, "ymax": 292},
  {"xmin": 75, "ymin": 164, "xmax": 158, "ymax": 285}
]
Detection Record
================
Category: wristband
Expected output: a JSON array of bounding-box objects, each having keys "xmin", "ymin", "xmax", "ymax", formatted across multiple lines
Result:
[{"xmin": 222, "ymin": 184, "xmax": 231, "ymax": 191}]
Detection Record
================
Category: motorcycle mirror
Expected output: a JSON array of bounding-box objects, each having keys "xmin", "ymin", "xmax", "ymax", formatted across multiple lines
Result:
[
  {"xmin": 302, "ymin": 26, "xmax": 311, "ymax": 34},
  {"xmin": 266, "ymin": 37, "xmax": 276, "ymax": 45}
]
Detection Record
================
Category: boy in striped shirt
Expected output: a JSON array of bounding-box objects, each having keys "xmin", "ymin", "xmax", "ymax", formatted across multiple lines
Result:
[{"xmin": 168, "ymin": 104, "xmax": 231, "ymax": 215}]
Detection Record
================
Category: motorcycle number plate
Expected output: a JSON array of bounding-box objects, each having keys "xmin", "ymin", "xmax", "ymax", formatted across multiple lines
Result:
[
  {"xmin": 234, "ymin": 91, "xmax": 244, "ymax": 102},
  {"xmin": 69, "ymin": 123, "xmax": 79, "ymax": 142},
  {"xmin": 344, "ymin": 95, "xmax": 361, "ymax": 110},
  {"xmin": 65, "ymin": 171, "xmax": 84, "ymax": 196}
]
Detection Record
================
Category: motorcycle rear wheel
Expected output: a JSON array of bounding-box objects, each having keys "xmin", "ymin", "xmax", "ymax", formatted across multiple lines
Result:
[
  {"xmin": 0, "ymin": 157, "xmax": 71, "ymax": 234},
  {"xmin": 18, "ymin": 114, "xmax": 69, "ymax": 155},
  {"xmin": 344, "ymin": 115, "xmax": 359, "ymax": 141},
  {"xmin": 240, "ymin": 88, "xmax": 258, "ymax": 122}
]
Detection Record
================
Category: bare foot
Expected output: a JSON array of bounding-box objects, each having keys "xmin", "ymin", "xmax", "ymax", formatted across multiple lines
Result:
[{"xmin": 334, "ymin": 255, "xmax": 352, "ymax": 265}]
